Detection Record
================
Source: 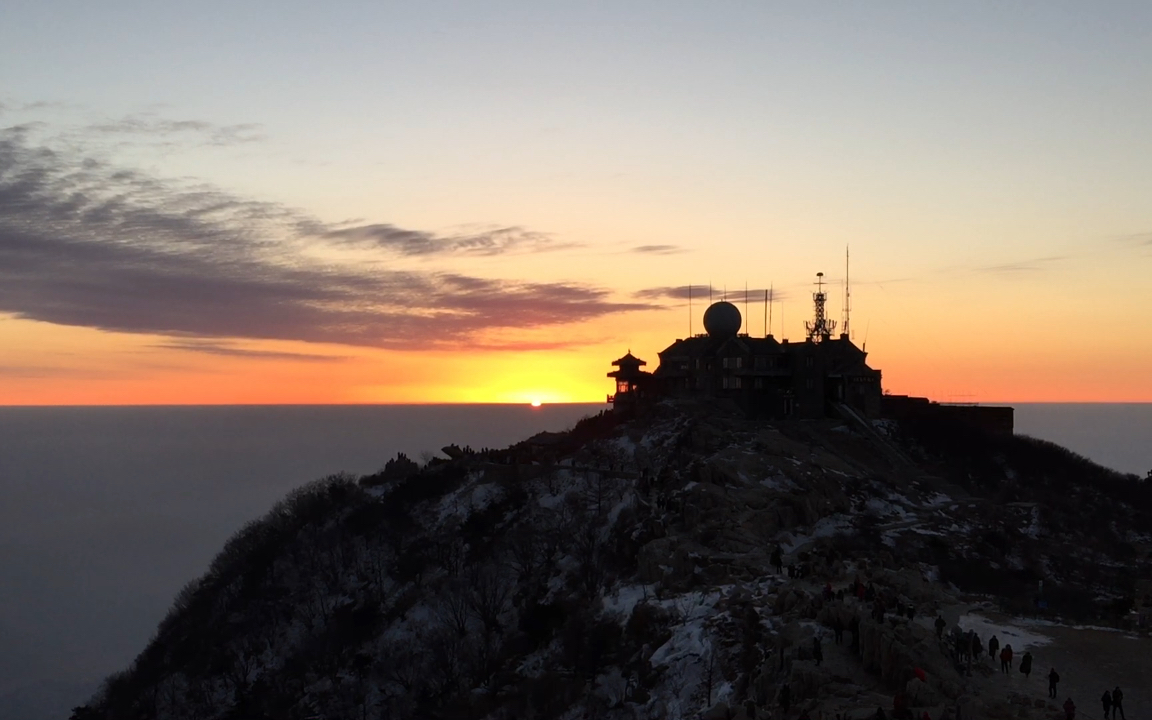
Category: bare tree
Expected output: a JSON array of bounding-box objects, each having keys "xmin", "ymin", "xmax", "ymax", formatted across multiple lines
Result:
[
  {"xmin": 433, "ymin": 580, "xmax": 472, "ymax": 637},
  {"xmin": 467, "ymin": 565, "xmax": 512, "ymax": 635}
]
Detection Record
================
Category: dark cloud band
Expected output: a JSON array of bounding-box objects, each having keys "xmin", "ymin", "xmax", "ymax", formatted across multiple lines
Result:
[{"xmin": 0, "ymin": 127, "xmax": 652, "ymax": 350}]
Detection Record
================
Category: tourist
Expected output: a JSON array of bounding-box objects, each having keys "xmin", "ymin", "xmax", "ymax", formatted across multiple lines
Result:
[
  {"xmin": 1111, "ymin": 686, "xmax": 1124, "ymax": 720},
  {"xmin": 999, "ymin": 644, "xmax": 1013, "ymax": 674},
  {"xmin": 934, "ymin": 615, "xmax": 947, "ymax": 639},
  {"xmin": 813, "ymin": 636, "xmax": 824, "ymax": 667},
  {"xmin": 779, "ymin": 682, "xmax": 791, "ymax": 714},
  {"xmin": 1101, "ymin": 689, "xmax": 1112, "ymax": 719},
  {"xmin": 970, "ymin": 632, "xmax": 982, "ymax": 664},
  {"xmin": 771, "ymin": 545, "xmax": 783, "ymax": 574},
  {"xmin": 1019, "ymin": 650, "xmax": 1032, "ymax": 679},
  {"xmin": 1048, "ymin": 668, "xmax": 1060, "ymax": 698},
  {"xmin": 833, "ymin": 616, "xmax": 844, "ymax": 644},
  {"xmin": 988, "ymin": 634, "xmax": 999, "ymax": 660},
  {"xmin": 1063, "ymin": 697, "xmax": 1076, "ymax": 720}
]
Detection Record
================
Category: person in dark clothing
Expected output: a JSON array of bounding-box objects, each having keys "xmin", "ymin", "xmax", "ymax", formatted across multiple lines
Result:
[
  {"xmin": 779, "ymin": 683, "xmax": 791, "ymax": 714},
  {"xmin": 1048, "ymin": 668, "xmax": 1060, "ymax": 698},
  {"xmin": 906, "ymin": 605, "xmax": 915, "ymax": 620},
  {"xmin": 1063, "ymin": 697, "xmax": 1076, "ymax": 720},
  {"xmin": 999, "ymin": 645, "xmax": 1013, "ymax": 674},
  {"xmin": 771, "ymin": 546, "xmax": 783, "ymax": 574},
  {"xmin": 850, "ymin": 615, "xmax": 861, "ymax": 653},
  {"xmin": 1111, "ymin": 686, "xmax": 1124, "ymax": 720},
  {"xmin": 833, "ymin": 616, "xmax": 844, "ymax": 644},
  {"xmin": 873, "ymin": 706, "xmax": 888, "ymax": 720},
  {"xmin": 1101, "ymin": 690, "xmax": 1112, "ymax": 719},
  {"xmin": 934, "ymin": 615, "xmax": 947, "ymax": 639},
  {"xmin": 1019, "ymin": 651, "xmax": 1032, "ymax": 679},
  {"xmin": 988, "ymin": 635, "xmax": 999, "ymax": 660},
  {"xmin": 813, "ymin": 636, "xmax": 823, "ymax": 666},
  {"xmin": 970, "ymin": 632, "xmax": 982, "ymax": 664}
]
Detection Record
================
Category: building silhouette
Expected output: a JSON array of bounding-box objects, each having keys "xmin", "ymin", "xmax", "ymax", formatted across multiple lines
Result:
[
  {"xmin": 607, "ymin": 277, "xmax": 882, "ymax": 419},
  {"xmin": 607, "ymin": 275, "xmax": 1013, "ymax": 433}
]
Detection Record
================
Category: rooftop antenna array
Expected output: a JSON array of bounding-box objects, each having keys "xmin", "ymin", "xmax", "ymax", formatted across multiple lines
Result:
[
  {"xmin": 842, "ymin": 245, "xmax": 851, "ymax": 339},
  {"xmin": 763, "ymin": 287, "xmax": 768, "ymax": 336},
  {"xmin": 805, "ymin": 272, "xmax": 837, "ymax": 342},
  {"xmin": 743, "ymin": 282, "xmax": 748, "ymax": 335},
  {"xmin": 768, "ymin": 283, "xmax": 773, "ymax": 337},
  {"xmin": 688, "ymin": 283, "xmax": 692, "ymax": 337}
]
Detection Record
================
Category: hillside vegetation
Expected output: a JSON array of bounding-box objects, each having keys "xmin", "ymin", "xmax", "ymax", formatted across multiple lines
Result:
[{"xmin": 72, "ymin": 401, "xmax": 1152, "ymax": 720}]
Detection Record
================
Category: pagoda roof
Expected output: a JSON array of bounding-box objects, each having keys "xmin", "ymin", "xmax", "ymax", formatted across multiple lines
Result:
[{"xmin": 611, "ymin": 351, "xmax": 646, "ymax": 367}]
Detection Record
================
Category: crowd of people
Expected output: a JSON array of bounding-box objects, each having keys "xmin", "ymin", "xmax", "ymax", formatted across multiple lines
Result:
[{"xmin": 764, "ymin": 549, "xmax": 1130, "ymax": 720}]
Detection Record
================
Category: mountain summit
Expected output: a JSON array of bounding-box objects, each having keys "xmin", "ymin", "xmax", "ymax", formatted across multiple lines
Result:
[{"xmin": 73, "ymin": 399, "xmax": 1151, "ymax": 720}]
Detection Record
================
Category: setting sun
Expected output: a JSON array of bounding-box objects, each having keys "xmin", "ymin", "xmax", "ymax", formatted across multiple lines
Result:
[{"xmin": 530, "ymin": 399, "xmax": 543, "ymax": 407}]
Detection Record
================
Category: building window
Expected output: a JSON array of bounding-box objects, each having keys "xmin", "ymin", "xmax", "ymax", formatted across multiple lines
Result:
[
  {"xmin": 806, "ymin": 379, "xmax": 814, "ymax": 390},
  {"xmin": 754, "ymin": 378, "xmax": 763, "ymax": 389},
  {"xmin": 805, "ymin": 357, "xmax": 814, "ymax": 368}
]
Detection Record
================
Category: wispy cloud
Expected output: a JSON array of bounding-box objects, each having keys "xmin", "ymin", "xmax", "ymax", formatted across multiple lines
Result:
[
  {"xmin": 0, "ymin": 126, "xmax": 653, "ymax": 350},
  {"xmin": 86, "ymin": 113, "xmax": 265, "ymax": 146},
  {"xmin": 973, "ymin": 255, "xmax": 1066, "ymax": 274},
  {"xmin": 634, "ymin": 285, "xmax": 784, "ymax": 302},
  {"xmin": 630, "ymin": 244, "xmax": 686, "ymax": 255},
  {"xmin": 324, "ymin": 223, "xmax": 577, "ymax": 257},
  {"xmin": 153, "ymin": 340, "xmax": 348, "ymax": 362}
]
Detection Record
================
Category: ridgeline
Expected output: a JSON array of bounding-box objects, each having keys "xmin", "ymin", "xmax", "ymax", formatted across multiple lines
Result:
[{"xmin": 72, "ymin": 399, "xmax": 1152, "ymax": 720}]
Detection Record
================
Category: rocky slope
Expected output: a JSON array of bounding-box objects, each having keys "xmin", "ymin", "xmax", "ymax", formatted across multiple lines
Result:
[{"xmin": 72, "ymin": 399, "xmax": 1152, "ymax": 720}]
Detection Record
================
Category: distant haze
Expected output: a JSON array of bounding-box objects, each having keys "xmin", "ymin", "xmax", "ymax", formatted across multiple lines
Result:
[
  {"xmin": 1011, "ymin": 403, "xmax": 1151, "ymax": 477},
  {"xmin": 0, "ymin": 404, "xmax": 601, "ymax": 720}
]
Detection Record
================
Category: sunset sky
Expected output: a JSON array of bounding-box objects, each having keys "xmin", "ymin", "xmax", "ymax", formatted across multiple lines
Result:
[{"xmin": 2, "ymin": 2, "xmax": 1150, "ymax": 404}]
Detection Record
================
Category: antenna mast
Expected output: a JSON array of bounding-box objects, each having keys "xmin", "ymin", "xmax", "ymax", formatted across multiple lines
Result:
[
  {"xmin": 768, "ymin": 283, "xmax": 774, "ymax": 337},
  {"xmin": 688, "ymin": 283, "xmax": 692, "ymax": 336},
  {"xmin": 763, "ymin": 288, "xmax": 768, "ymax": 336},
  {"xmin": 743, "ymin": 282, "xmax": 748, "ymax": 335},
  {"xmin": 805, "ymin": 271, "xmax": 837, "ymax": 342},
  {"xmin": 842, "ymin": 245, "xmax": 851, "ymax": 339}
]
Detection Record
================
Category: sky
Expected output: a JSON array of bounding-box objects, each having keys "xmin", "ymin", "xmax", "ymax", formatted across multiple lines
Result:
[{"xmin": 2, "ymin": 1, "xmax": 1151, "ymax": 404}]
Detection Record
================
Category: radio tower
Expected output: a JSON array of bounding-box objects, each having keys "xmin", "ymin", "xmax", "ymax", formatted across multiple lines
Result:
[
  {"xmin": 805, "ymin": 271, "xmax": 837, "ymax": 342},
  {"xmin": 841, "ymin": 246, "xmax": 851, "ymax": 339}
]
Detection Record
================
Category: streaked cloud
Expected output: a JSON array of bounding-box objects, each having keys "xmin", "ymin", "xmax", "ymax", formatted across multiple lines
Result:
[
  {"xmin": 634, "ymin": 285, "xmax": 784, "ymax": 302},
  {"xmin": 630, "ymin": 244, "xmax": 686, "ymax": 255},
  {"xmin": 324, "ymin": 223, "xmax": 577, "ymax": 257},
  {"xmin": 86, "ymin": 114, "xmax": 265, "ymax": 146},
  {"xmin": 973, "ymin": 256, "xmax": 1067, "ymax": 274},
  {"xmin": 152, "ymin": 340, "xmax": 348, "ymax": 362},
  {"xmin": 0, "ymin": 126, "xmax": 653, "ymax": 350}
]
